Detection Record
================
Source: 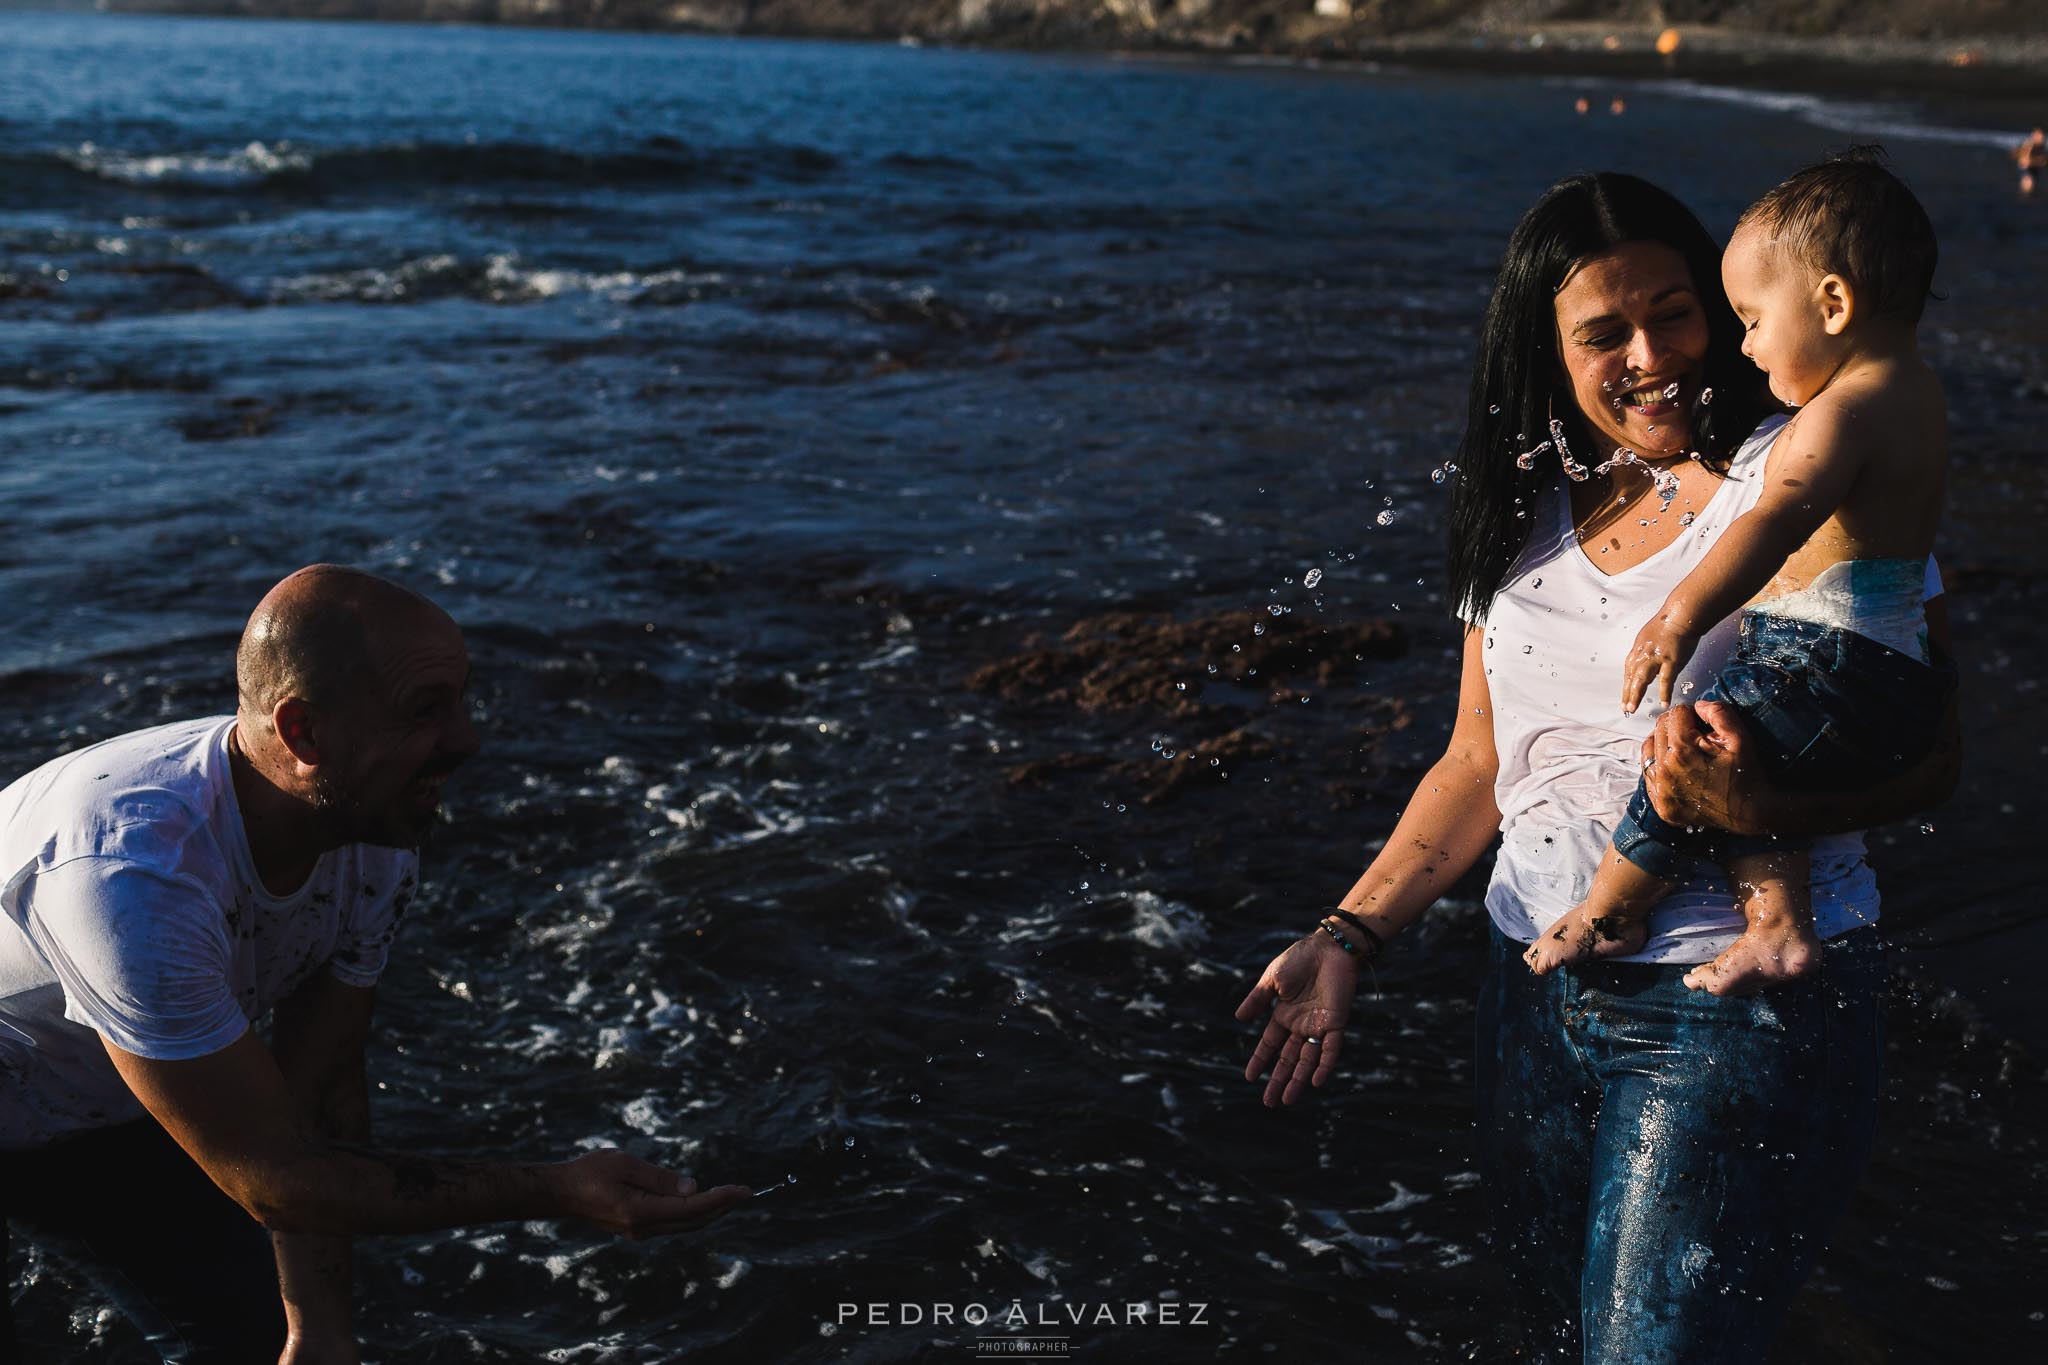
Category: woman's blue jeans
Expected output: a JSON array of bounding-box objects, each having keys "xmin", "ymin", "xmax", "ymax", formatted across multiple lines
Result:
[{"xmin": 1475, "ymin": 925, "xmax": 1884, "ymax": 1363}]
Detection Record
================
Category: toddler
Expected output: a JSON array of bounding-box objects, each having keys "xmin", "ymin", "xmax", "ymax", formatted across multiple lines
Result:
[{"xmin": 1525, "ymin": 148, "xmax": 1955, "ymax": 994}]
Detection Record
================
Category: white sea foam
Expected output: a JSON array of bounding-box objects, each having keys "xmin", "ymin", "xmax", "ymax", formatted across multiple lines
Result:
[
  {"xmin": 1127, "ymin": 890, "xmax": 1208, "ymax": 950},
  {"xmin": 271, "ymin": 252, "xmax": 714, "ymax": 305},
  {"xmin": 1303, "ymin": 1208, "xmax": 1405, "ymax": 1260},
  {"xmin": 1652, "ymin": 81, "xmax": 2023, "ymax": 149},
  {"xmin": 64, "ymin": 139, "xmax": 311, "ymax": 187},
  {"xmin": 1364, "ymin": 1181, "xmax": 1431, "ymax": 1214}
]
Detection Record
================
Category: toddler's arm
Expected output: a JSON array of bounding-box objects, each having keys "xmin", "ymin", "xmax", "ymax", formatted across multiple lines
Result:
[{"xmin": 1622, "ymin": 405, "xmax": 1869, "ymax": 711}]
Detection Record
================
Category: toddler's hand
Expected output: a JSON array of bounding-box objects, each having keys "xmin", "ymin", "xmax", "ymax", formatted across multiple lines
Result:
[{"xmin": 1622, "ymin": 618, "xmax": 1697, "ymax": 713}]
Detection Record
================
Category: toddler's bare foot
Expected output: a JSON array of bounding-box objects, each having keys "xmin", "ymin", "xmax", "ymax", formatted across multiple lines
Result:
[
  {"xmin": 1681, "ymin": 920, "xmax": 1822, "ymax": 995},
  {"xmin": 1523, "ymin": 904, "xmax": 1650, "ymax": 975}
]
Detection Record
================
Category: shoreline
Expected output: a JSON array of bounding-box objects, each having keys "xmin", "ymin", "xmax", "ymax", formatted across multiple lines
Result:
[{"xmin": 88, "ymin": 7, "xmax": 2048, "ymax": 118}]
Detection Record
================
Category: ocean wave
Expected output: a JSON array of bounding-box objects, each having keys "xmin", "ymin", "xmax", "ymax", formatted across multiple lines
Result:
[
  {"xmin": 25, "ymin": 135, "xmax": 842, "ymax": 198},
  {"xmin": 268, "ymin": 252, "xmax": 716, "ymax": 305},
  {"xmin": 1655, "ymin": 81, "xmax": 2022, "ymax": 149},
  {"xmin": 59, "ymin": 139, "xmax": 311, "ymax": 188}
]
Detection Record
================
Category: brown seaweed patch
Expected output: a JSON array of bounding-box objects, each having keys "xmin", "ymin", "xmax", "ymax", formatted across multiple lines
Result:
[
  {"xmin": 965, "ymin": 608, "xmax": 1405, "ymax": 717},
  {"xmin": 970, "ymin": 607, "xmax": 1409, "ymax": 805}
]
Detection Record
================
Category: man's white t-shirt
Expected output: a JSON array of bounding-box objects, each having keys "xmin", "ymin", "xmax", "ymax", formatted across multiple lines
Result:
[
  {"xmin": 0, "ymin": 717, "xmax": 415, "ymax": 1149},
  {"xmin": 1474, "ymin": 415, "xmax": 1938, "ymax": 963}
]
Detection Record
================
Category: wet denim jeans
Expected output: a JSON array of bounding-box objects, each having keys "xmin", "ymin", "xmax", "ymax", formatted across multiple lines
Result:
[
  {"xmin": 1614, "ymin": 611, "xmax": 1955, "ymax": 881},
  {"xmin": 1475, "ymin": 924, "xmax": 1884, "ymax": 1364}
]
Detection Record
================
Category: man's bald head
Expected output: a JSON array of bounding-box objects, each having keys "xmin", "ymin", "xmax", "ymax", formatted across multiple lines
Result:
[{"xmin": 236, "ymin": 565, "xmax": 448, "ymax": 731}]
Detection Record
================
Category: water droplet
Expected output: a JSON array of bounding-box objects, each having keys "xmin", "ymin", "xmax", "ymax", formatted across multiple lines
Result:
[
  {"xmin": 844, "ymin": 1137, "xmax": 856, "ymax": 1149},
  {"xmin": 1919, "ymin": 823, "xmax": 1935, "ymax": 835},
  {"xmin": 1522, "ymin": 644, "xmax": 1533, "ymax": 654},
  {"xmin": 1679, "ymin": 512, "xmax": 1697, "ymax": 527},
  {"xmin": 1699, "ymin": 387, "xmax": 1714, "ymax": 405},
  {"xmin": 1661, "ymin": 381, "xmax": 1681, "ymax": 400},
  {"xmin": 1253, "ymin": 623, "xmax": 1266, "ymax": 635},
  {"xmin": 1303, "ymin": 568, "xmax": 1324, "ymax": 588},
  {"xmin": 786, "ymin": 1173, "xmax": 797, "ymax": 1184},
  {"xmin": 912, "ymin": 1093, "xmax": 922, "ymax": 1103},
  {"xmin": 1267, "ymin": 604, "xmax": 1284, "ymax": 616},
  {"xmin": 1375, "ymin": 509, "xmax": 1397, "ymax": 526},
  {"xmin": 1488, "ymin": 403, "xmax": 1501, "ymax": 414},
  {"xmin": 1531, "ymin": 577, "xmax": 1543, "ymax": 588}
]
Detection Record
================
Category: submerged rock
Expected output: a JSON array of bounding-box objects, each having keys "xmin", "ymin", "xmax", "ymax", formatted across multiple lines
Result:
[{"xmin": 968, "ymin": 606, "xmax": 1408, "ymax": 804}]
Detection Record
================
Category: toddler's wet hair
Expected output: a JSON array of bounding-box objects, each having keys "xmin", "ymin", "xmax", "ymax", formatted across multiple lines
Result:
[{"xmin": 1737, "ymin": 145, "xmax": 1938, "ymax": 323}]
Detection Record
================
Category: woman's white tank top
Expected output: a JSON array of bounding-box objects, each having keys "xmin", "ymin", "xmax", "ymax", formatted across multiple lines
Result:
[{"xmin": 1471, "ymin": 415, "xmax": 1939, "ymax": 963}]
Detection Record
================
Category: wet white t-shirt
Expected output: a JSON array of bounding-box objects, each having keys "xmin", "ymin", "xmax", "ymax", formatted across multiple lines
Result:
[
  {"xmin": 1473, "ymin": 416, "xmax": 1938, "ymax": 963},
  {"xmin": 0, "ymin": 717, "xmax": 416, "ymax": 1148}
]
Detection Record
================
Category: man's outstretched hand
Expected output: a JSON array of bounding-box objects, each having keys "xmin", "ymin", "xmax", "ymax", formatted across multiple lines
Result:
[{"xmin": 553, "ymin": 1150, "xmax": 750, "ymax": 1241}]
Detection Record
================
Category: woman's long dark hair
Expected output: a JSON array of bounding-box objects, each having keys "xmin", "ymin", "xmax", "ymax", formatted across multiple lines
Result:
[{"xmin": 1444, "ymin": 173, "xmax": 1770, "ymax": 623}]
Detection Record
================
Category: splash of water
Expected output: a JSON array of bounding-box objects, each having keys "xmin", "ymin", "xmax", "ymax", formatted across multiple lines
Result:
[
  {"xmin": 1591, "ymin": 445, "xmax": 1681, "ymax": 510},
  {"xmin": 1549, "ymin": 417, "xmax": 1589, "ymax": 481}
]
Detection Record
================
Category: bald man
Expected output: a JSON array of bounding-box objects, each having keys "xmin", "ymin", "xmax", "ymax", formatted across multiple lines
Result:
[{"xmin": 1, "ymin": 567, "xmax": 746, "ymax": 1362}]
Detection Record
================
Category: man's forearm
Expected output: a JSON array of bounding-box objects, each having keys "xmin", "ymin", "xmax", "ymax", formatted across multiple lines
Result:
[
  {"xmin": 264, "ymin": 1043, "xmax": 561, "ymax": 1237},
  {"xmin": 274, "ymin": 1065, "xmax": 366, "ymax": 1344},
  {"xmin": 253, "ymin": 1143, "xmax": 561, "ymax": 1236}
]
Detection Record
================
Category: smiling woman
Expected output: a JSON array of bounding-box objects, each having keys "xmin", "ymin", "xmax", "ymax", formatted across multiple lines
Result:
[
  {"xmin": 1551, "ymin": 241, "xmax": 1711, "ymax": 460},
  {"xmin": 1235, "ymin": 172, "xmax": 1958, "ymax": 1362}
]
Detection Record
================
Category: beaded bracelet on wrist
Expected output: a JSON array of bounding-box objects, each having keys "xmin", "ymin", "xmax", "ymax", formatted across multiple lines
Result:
[
  {"xmin": 1317, "ymin": 919, "xmax": 1375, "ymax": 960},
  {"xmin": 1324, "ymin": 907, "xmax": 1384, "ymax": 952}
]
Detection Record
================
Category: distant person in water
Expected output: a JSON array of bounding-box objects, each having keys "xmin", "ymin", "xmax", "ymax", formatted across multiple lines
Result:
[
  {"xmin": 1526, "ymin": 149, "xmax": 1954, "ymax": 993},
  {"xmin": 0, "ymin": 566, "xmax": 748, "ymax": 1362},
  {"xmin": 2018, "ymin": 127, "xmax": 2046, "ymax": 195}
]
